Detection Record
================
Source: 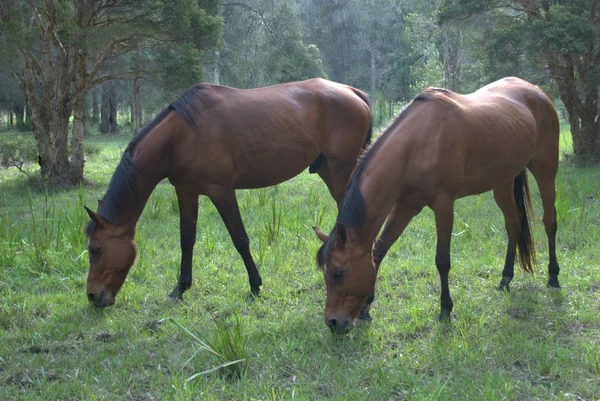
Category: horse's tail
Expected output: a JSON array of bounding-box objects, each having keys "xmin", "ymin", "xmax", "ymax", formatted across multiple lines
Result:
[
  {"xmin": 514, "ymin": 170, "xmax": 536, "ymax": 273},
  {"xmin": 349, "ymin": 87, "xmax": 373, "ymax": 149}
]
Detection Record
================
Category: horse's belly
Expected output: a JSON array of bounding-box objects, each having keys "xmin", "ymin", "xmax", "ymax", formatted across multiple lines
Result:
[
  {"xmin": 457, "ymin": 160, "xmax": 529, "ymax": 198},
  {"xmin": 234, "ymin": 149, "xmax": 318, "ymax": 189}
]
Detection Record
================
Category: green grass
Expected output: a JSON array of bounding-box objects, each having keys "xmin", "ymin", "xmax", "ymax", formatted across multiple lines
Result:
[{"xmin": 1, "ymin": 126, "xmax": 599, "ymax": 400}]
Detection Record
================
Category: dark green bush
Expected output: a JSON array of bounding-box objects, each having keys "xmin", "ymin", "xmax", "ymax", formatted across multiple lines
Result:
[
  {"xmin": 0, "ymin": 136, "xmax": 101, "ymax": 175},
  {"xmin": 0, "ymin": 136, "xmax": 38, "ymax": 172}
]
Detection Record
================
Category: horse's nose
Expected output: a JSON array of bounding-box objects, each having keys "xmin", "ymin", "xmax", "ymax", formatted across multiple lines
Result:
[
  {"xmin": 88, "ymin": 291, "xmax": 110, "ymax": 307},
  {"xmin": 327, "ymin": 317, "xmax": 350, "ymax": 334}
]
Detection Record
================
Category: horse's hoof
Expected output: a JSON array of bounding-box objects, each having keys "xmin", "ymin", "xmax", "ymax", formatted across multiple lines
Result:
[
  {"xmin": 498, "ymin": 277, "xmax": 512, "ymax": 292},
  {"xmin": 167, "ymin": 289, "xmax": 184, "ymax": 301},
  {"xmin": 547, "ymin": 278, "xmax": 561, "ymax": 289},
  {"xmin": 438, "ymin": 309, "xmax": 452, "ymax": 323}
]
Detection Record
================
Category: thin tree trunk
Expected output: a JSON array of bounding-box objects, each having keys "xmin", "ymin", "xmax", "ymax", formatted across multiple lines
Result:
[
  {"xmin": 25, "ymin": 102, "xmax": 31, "ymax": 128},
  {"xmin": 133, "ymin": 76, "xmax": 142, "ymax": 133},
  {"xmin": 91, "ymin": 87, "xmax": 99, "ymax": 124},
  {"xmin": 13, "ymin": 103, "xmax": 24, "ymax": 130},
  {"xmin": 370, "ymin": 48, "xmax": 376, "ymax": 119},
  {"xmin": 214, "ymin": 50, "xmax": 220, "ymax": 85},
  {"xmin": 68, "ymin": 48, "xmax": 87, "ymax": 183},
  {"xmin": 129, "ymin": 97, "xmax": 134, "ymax": 126},
  {"xmin": 53, "ymin": 45, "xmax": 73, "ymax": 180},
  {"xmin": 100, "ymin": 81, "xmax": 111, "ymax": 134},
  {"xmin": 109, "ymin": 82, "xmax": 119, "ymax": 133}
]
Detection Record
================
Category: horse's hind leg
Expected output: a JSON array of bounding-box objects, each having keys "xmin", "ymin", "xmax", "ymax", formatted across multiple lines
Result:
[
  {"xmin": 528, "ymin": 163, "xmax": 561, "ymax": 288},
  {"xmin": 209, "ymin": 187, "xmax": 262, "ymax": 296},
  {"xmin": 493, "ymin": 181, "xmax": 521, "ymax": 291}
]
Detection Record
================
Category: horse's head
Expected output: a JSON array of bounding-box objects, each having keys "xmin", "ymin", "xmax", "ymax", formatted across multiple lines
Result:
[
  {"xmin": 314, "ymin": 223, "xmax": 376, "ymax": 333},
  {"xmin": 84, "ymin": 206, "xmax": 137, "ymax": 308}
]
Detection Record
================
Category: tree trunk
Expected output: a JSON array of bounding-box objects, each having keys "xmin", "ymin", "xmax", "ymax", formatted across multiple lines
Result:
[
  {"xmin": 109, "ymin": 83, "xmax": 119, "ymax": 133},
  {"xmin": 214, "ymin": 50, "xmax": 220, "ymax": 85},
  {"xmin": 70, "ymin": 93, "xmax": 85, "ymax": 182},
  {"xmin": 100, "ymin": 82, "xmax": 110, "ymax": 134},
  {"xmin": 22, "ymin": 56, "xmax": 57, "ymax": 179},
  {"xmin": 370, "ymin": 48, "xmax": 376, "ymax": 120},
  {"xmin": 133, "ymin": 76, "xmax": 142, "ymax": 133},
  {"xmin": 8, "ymin": 107, "xmax": 13, "ymax": 128},
  {"xmin": 53, "ymin": 45, "xmax": 73, "ymax": 180},
  {"xmin": 100, "ymin": 80, "xmax": 119, "ymax": 134},
  {"xmin": 13, "ymin": 103, "xmax": 25, "ymax": 130},
  {"xmin": 443, "ymin": 27, "xmax": 462, "ymax": 92},
  {"xmin": 25, "ymin": 103, "xmax": 31, "ymax": 128},
  {"xmin": 91, "ymin": 87, "xmax": 99, "ymax": 124},
  {"xmin": 548, "ymin": 53, "xmax": 600, "ymax": 159}
]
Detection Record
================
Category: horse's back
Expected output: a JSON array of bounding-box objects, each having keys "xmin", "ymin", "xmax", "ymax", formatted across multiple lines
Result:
[
  {"xmin": 170, "ymin": 79, "xmax": 371, "ymax": 190},
  {"xmin": 370, "ymin": 78, "xmax": 559, "ymax": 203}
]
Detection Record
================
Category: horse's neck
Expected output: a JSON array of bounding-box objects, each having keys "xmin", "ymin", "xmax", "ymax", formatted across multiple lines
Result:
[
  {"xmin": 128, "ymin": 132, "xmax": 173, "ymax": 224},
  {"xmin": 103, "ymin": 120, "xmax": 176, "ymax": 229},
  {"xmin": 356, "ymin": 169, "xmax": 401, "ymax": 246}
]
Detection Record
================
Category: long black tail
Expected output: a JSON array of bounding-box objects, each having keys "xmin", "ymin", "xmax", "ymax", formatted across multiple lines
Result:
[{"xmin": 514, "ymin": 170, "xmax": 536, "ymax": 273}]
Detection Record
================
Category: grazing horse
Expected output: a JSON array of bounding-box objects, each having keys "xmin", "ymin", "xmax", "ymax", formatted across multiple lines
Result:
[
  {"xmin": 314, "ymin": 77, "xmax": 561, "ymax": 333},
  {"xmin": 84, "ymin": 78, "xmax": 372, "ymax": 308}
]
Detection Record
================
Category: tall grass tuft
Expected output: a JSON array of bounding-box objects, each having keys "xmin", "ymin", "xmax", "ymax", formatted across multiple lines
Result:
[
  {"xmin": 166, "ymin": 312, "xmax": 249, "ymax": 381},
  {"xmin": 0, "ymin": 208, "xmax": 20, "ymax": 267},
  {"xmin": 261, "ymin": 187, "xmax": 282, "ymax": 245},
  {"xmin": 24, "ymin": 188, "xmax": 48, "ymax": 269}
]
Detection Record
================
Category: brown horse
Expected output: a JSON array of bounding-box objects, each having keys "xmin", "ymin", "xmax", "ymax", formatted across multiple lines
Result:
[
  {"xmin": 84, "ymin": 78, "xmax": 372, "ymax": 307},
  {"xmin": 314, "ymin": 77, "xmax": 561, "ymax": 333}
]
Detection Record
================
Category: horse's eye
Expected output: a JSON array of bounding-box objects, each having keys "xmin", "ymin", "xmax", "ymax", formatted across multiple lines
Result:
[
  {"xmin": 332, "ymin": 270, "xmax": 344, "ymax": 279},
  {"xmin": 89, "ymin": 247, "xmax": 101, "ymax": 257}
]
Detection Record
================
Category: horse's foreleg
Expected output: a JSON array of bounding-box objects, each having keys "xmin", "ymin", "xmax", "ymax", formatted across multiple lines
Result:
[
  {"xmin": 357, "ymin": 203, "xmax": 421, "ymax": 321},
  {"xmin": 169, "ymin": 189, "xmax": 199, "ymax": 300},
  {"xmin": 209, "ymin": 188, "xmax": 262, "ymax": 296},
  {"xmin": 433, "ymin": 197, "xmax": 454, "ymax": 322},
  {"xmin": 493, "ymin": 182, "xmax": 520, "ymax": 292}
]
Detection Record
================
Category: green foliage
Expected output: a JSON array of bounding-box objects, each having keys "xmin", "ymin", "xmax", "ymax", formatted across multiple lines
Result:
[
  {"xmin": 409, "ymin": 43, "xmax": 444, "ymax": 96},
  {"xmin": 157, "ymin": 43, "xmax": 206, "ymax": 92},
  {"xmin": 533, "ymin": 5, "xmax": 594, "ymax": 55},
  {"xmin": 152, "ymin": 0, "xmax": 222, "ymax": 96},
  {"xmin": 0, "ymin": 136, "xmax": 37, "ymax": 172},
  {"xmin": 220, "ymin": 0, "xmax": 325, "ymax": 88}
]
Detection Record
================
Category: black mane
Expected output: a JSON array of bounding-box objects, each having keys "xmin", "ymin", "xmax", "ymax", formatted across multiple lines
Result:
[
  {"xmin": 86, "ymin": 85, "xmax": 215, "ymax": 236},
  {"xmin": 317, "ymin": 95, "xmax": 428, "ymax": 270}
]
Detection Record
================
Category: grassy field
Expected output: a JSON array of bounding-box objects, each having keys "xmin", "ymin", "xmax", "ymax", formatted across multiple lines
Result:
[{"xmin": 1, "ymin": 125, "xmax": 599, "ymax": 400}]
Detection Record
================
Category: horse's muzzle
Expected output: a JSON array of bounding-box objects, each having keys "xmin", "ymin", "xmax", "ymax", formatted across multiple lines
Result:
[
  {"xmin": 327, "ymin": 317, "xmax": 352, "ymax": 334},
  {"xmin": 88, "ymin": 290, "xmax": 114, "ymax": 308}
]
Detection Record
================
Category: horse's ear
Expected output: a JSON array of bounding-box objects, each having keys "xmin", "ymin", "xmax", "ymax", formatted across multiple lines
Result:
[
  {"xmin": 334, "ymin": 222, "xmax": 347, "ymax": 248},
  {"xmin": 97, "ymin": 199, "xmax": 103, "ymax": 209},
  {"xmin": 313, "ymin": 226, "xmax": 329, "ymax": 243},
  {"xmin": 84, "ymin": 206, "xmax": 107, "ymax": 226}
]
